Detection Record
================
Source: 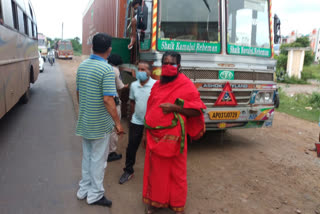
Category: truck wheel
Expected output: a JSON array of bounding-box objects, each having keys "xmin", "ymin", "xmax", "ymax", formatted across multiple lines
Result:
[{"xmin": 274, "ymin": 92, "xmax": 280, "ymax": 108}]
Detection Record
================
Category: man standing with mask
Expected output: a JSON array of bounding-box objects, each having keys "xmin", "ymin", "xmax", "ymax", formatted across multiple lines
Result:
[{"xmin": 119, "ymin": 62, "xmax": 156, "ymax": 184}]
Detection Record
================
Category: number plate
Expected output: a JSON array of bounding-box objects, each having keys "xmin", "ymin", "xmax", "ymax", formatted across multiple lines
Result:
[{"xmin": 208, "ymin": 111, "xmax": 240, "ymax": 120}]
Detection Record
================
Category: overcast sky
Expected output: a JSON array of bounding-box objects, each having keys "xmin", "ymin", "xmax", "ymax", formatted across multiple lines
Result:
[
  {"xmin": 31, "ymin": 0, "xmax": 320, "ymax": 41},
  {"xmin": 31, "ymin": 0, "xmax": 88, "ymax": 40}
]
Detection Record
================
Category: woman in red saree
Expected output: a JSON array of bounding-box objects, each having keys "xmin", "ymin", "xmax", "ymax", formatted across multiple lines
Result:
[{"xmin": 142, "ymin": 51, "xmax": 206, "ymax": 214}]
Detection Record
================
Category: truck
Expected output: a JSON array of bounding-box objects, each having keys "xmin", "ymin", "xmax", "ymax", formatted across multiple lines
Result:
[
  {"xmin": 54, "ymin": 40, "xmax": 74, "ymax": 59},
  {"xmin": 38, "ymin": 33, "xmax": 48, "ymax": 61},
  {"xmin": 82, "ymin": 0, "xmax": 281, "ymax": 130}
]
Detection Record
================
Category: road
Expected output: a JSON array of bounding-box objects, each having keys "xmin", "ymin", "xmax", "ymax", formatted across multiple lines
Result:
[
  {"xmin": 0, "ymin": 62, "xmax": 110, "ymax": 214},
  {"xmin": 60, "ymin": 57, "xmax": 320, "ymax": 214}
]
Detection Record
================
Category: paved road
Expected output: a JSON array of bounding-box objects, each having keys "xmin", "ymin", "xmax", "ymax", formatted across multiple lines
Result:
[{"xmin": 0, "ymin": 62, "xmax": 111, "ymax": 214}]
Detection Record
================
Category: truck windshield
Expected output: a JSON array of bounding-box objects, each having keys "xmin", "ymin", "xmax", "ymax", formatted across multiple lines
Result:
[
  {"xmin": 59, "ymin": 43, "xmax": 72, "ymax": 51},
  {"xmin": 158, "ymin": 0, "xmax": 220, "ymax": 54},
  {"xmin": 227, "ymin": 0, "xmax": 271, "ymax": 57}
]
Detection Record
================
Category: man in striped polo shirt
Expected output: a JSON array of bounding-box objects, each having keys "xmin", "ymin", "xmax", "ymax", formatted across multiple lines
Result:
[{"xmin": 76, "ymin": 33, "xmax": 124, "ymax": 207}]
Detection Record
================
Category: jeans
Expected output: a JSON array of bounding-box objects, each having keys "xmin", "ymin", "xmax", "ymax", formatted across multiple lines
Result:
[
  {"xmin": 77, "ymin": 133, "xmax": 110, "ymax": 204},
  {"xmin": 124, "ymin": 122, "xmax": 144, "ymax": 174}
]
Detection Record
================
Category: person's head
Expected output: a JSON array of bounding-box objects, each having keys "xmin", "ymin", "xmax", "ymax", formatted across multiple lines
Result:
[
  {"xmin": 161, "ymin": 51, "xmax": 181, "ymax": 84},
  {"xmin": 136, "ymin": 62, "xmax": 152, "ymax": 83},
  {"xmin": 92, "ymin": 33, "xmax": 112, "ymax": 60},
  {"xmin": 108, "ymin": 54, "xmax": 123, "ymax": 67},
  {"xmin": 132, "ymin": 0, "xmax": 141, "ymax": 10}
]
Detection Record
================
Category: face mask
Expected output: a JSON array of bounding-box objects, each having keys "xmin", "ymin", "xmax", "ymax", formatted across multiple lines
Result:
[
  {"xmin": 134, "ymin": 9, "xmax": 138, "ymax": 14},
  {"xmin": 161, "ymin": 64, "xmax": 178, "ymax": 76},
  {"xmin": 136, "ymin": 71, "xmax": 149, "ymax": 82}
]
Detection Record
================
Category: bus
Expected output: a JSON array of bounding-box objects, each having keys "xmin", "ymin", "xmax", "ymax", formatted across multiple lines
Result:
[
  {"xmin": 38, "ymin": 32, "xmax": 47, "ymax": 61},
  {"xmin": 0, "ymin": 0, "xmax": 39, "ymax": 119},
  {"xmin": 55, "ymin": 40, "xmax": 73, "ymax": 59}
]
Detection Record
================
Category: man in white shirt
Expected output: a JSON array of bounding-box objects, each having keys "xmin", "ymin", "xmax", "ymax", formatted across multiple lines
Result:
[{"xmin": 119, "ymin": 62, "xmax": 156, "ymax": 184}]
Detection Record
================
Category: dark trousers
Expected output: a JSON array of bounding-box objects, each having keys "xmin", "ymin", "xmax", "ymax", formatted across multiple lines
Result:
[{"xmin": 124, "ymin": 122, "xmax": 144, "ymax": 174}]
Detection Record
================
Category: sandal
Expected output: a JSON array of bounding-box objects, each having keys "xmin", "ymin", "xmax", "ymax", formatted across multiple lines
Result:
[{"xmin": 145, "ymin": 205, "xmax": 157, "ymax": 214}]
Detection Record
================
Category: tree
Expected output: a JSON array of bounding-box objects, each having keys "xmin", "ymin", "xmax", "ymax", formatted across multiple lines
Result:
[
  {"xmin": 276, "ymin": 36, "xmax": 313, "ymax": 73},
  {"xmin": 70, "ymin": 37, "xmax": 82, "ymax": 54}
]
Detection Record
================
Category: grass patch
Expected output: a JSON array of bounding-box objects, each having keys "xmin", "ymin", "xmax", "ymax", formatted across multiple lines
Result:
[
  {"xmin": 278, "ymin": 76, "xmax": 309, "ymax": 84},
  {"xmin": 277, "ymin": 90, "xmax": 320, "ymax": 123},
  {"xmin": 302, "ymin": 64, "xmax": 320, "ymax": 81},
  {"xmin": 74, "ymin": 51, "xmax": 82, "ymax": 56}
]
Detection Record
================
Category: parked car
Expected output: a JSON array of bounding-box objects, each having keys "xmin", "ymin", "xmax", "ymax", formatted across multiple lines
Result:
[{"xmin": 39, "ymin": 51, "xmax": 44, "ymax": 72}]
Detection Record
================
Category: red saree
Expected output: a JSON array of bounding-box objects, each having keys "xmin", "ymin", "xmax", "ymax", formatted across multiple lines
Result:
[{"xmin": 143, "ymin": 73, "xmax": 206, "ymax": 212}]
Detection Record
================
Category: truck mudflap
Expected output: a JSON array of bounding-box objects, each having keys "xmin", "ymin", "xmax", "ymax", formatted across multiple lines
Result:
[{"xmin": 204, "ymin": 107, "xmax": 275, "ymax": 130}]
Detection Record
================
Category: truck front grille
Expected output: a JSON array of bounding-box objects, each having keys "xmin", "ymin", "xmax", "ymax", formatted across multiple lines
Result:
[
  {"xmin": 181, "ymin": 69, "xmax": 273, "ymax": 81},
  {"xmin": 200, "ymin": 91, "xmax": 252, "ymax": 105}
]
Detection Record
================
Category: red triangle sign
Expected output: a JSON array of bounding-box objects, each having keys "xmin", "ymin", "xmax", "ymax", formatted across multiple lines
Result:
[{"xmin": 214, "ymin": 82, "xmax": 238, "ymax": 106}]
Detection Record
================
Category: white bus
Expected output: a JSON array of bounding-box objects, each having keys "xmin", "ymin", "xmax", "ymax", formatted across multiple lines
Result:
[
  {"xmin": 38, "ymin": 32, "xmax": 47, "ymax": 60},
  {"xmin": 0, "ymin": 0, "xmax": 39, "ymax": 119}
]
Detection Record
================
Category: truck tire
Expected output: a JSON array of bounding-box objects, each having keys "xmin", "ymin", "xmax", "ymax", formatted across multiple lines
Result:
[{"xmin": 274, "ymin": 92, "xmax": 280, "ymax": 108}]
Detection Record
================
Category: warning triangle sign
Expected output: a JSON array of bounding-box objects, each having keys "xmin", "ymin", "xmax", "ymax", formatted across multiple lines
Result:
[{"xmin": 214, "ymin": 82, "xmax": 238, "ymax": 106}]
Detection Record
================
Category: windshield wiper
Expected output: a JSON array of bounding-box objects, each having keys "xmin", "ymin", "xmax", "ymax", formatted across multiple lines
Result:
[{"xmin": 203, "ymin": 0, "xmax": 211, "ymax": 12}]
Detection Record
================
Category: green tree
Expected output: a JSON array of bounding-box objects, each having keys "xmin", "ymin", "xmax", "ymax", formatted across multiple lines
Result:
[
  {"xmin": 276, "ymin": 36, "xmax": 313, "ymax": 73},
  {"xmin": 70, "ymin": 37, "xmax": 82, "ymax": 54}
]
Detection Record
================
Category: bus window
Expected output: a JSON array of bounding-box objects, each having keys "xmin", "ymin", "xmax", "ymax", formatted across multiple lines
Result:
[
  {"xmin": 28, "ymin": 18, "xmax": 32, "ymax": 37},
  {"xmin": 17, "ymin": 7, "xmax": 25, "ymax": 34},
  {"xmin": 31, "ymin": 22, "xmax": 35, "ymax": 38},
  {"xmin": 23, "ymin": 13, "xmax": 28, "ymax": 35},
  {"xmin": 0, "ymin": 1, "xmax": 3, "ymax": 24},
  {"xmin": 11, "ymin": 0, "xmax": 18, "ymax": 30},
  {"xmin": 29, "ymin": 4, "xmax": 33, "ymax": 19}
]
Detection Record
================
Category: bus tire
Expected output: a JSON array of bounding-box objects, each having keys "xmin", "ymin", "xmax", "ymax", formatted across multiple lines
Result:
[
  {"xmin": 20, "ymin": 88, "xmax": 30, "ymax": 104},
  {"xmin": 20, "ymin": 70, "xmax": 32, "ymax": 104}
]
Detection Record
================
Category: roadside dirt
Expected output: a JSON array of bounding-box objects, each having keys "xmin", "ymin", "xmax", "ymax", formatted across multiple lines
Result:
[
  {"xmin": 59, "ymin": 57, "xmax": 320, "ymax": 214},
  {"xmin": 278, "ymin": 83, "xmax": 320, "ymax": 96}
]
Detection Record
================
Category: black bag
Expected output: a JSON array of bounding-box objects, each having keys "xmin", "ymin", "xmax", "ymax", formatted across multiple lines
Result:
[{"xmin": 137, "ymin": 5, "xmax": 148, "ymax": 31}]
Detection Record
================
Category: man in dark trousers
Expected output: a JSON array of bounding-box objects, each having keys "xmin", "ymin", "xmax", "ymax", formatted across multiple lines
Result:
[{"xmin": 119, "ymin": 62, "xmax": 156, "ymax": 184}]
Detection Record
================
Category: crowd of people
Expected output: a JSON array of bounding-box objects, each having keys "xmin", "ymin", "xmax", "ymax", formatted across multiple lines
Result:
[{"xmin": 75, "ymin": 32, "xmax": 206, "ymax": 214}]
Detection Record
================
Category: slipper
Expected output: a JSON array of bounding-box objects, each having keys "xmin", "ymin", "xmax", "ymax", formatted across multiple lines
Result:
[{"xmin": 145, "ymin": 206, "xmax": 157, "ymax": 214}]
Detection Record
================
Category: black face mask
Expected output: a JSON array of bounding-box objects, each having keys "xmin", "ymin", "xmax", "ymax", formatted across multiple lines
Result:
[{"xmin": 134, "ymin": 9, "xmax": 138, "ymax": 15}]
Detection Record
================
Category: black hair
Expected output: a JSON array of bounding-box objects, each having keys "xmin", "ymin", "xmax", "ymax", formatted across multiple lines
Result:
[
  {"xmin": 139, "ymin": 61, "xmax": 152, "ymax": 72},
  {"xmin": 108, "ymin": 54, "xmax": 123, "ymax": 66},
  {"xmin": 161, "ymin": 51, "xmax": 181, "ymax": 65},
  {"xmin": 132, "ymin": 0, "xmax": 141, "ymax": 7},
  {"xmin": 92, "ymin": 33, "xmax": 112, "ymax": 53}
]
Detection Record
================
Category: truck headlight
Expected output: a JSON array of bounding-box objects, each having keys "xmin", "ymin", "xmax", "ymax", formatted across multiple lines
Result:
[{"xmin": 255, "ymin": 92, "xmax": 274, "ymax": 104}]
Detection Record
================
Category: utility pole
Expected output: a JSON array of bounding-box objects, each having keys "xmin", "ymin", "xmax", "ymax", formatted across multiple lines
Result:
[{"xmin": 62, "ymin": 22, "xmax": 64, "ymax": 40}]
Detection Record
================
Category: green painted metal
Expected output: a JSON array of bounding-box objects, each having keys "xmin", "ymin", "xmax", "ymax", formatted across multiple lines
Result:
[{"xmin": 111, "ymin": 38, "xmax": 131, "ymax": 64}]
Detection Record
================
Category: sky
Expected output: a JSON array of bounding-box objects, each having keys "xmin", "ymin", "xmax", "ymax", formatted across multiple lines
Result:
[
  {"xmin": 31, "ymin": 0, "xmax": 89, "ymax": 40},
  {"xmin": 31, "ymin": 0, "xmax": 320, "ymax": 41},
  {"xmin": 273, "ymin": 0, "xmax": 320, "ymax": 36}
]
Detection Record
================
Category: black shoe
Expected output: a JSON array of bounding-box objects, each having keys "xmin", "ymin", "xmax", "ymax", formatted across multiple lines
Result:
[
  {"xmin": 91, "ymin": 196, "xmax": 112, "ymax": 207},
  {"xmin": 107, "ymin": 152, "xmax": 122, "ymax": 162},
  {"xmin": 119, "ymin": 171, "xmax": 133, "ymax": 184}
]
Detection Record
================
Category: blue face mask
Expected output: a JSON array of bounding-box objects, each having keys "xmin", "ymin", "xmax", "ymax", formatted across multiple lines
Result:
[{"xmin": 136, "ymin": 71, "xmax": 149, "ymax": 82}]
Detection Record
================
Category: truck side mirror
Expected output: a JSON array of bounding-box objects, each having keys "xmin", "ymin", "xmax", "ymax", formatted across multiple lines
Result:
[{"xmin": 274, "ymin": 14, "xmax": 281, "ymax": 44}]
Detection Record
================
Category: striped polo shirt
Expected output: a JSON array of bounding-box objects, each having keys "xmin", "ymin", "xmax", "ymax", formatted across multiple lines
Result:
[{"xmin": 76, "ymin": 54, "xmax": 117, "ymax": 139}]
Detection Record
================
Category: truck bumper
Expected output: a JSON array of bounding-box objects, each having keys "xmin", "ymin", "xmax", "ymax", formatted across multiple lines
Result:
[{"xmin": 204, "ymin": 106, "xmax": 275, "ymax": 130}]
